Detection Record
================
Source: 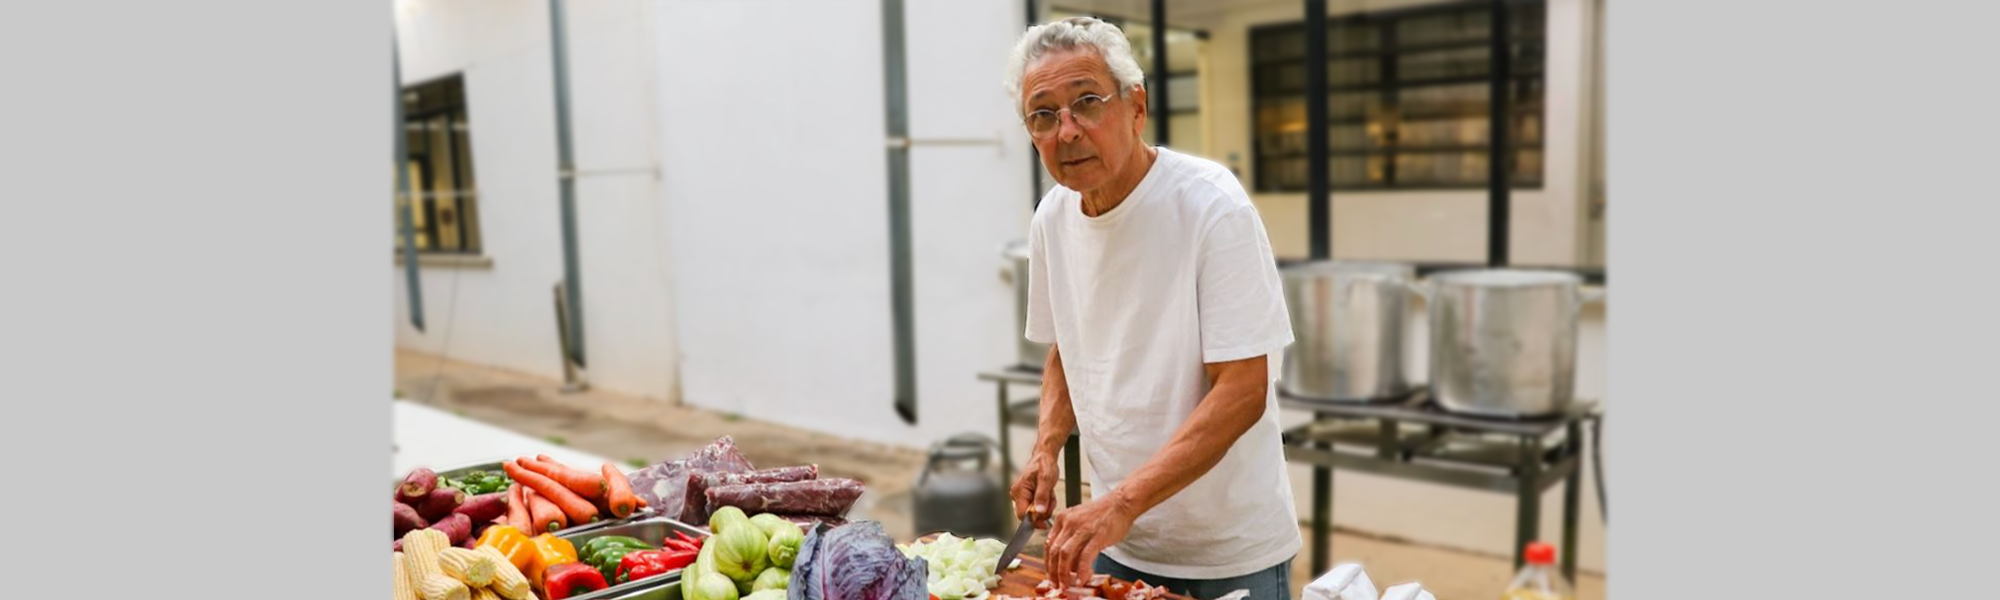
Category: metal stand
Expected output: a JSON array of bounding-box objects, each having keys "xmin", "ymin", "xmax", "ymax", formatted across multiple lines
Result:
[
  {"xmin": 979, "ymin": 367, "xmax": 1082, "ymax": 510},
  {"xmin": 1280, "ymin": 388, "xmax": 1599, "ymax": 581}
]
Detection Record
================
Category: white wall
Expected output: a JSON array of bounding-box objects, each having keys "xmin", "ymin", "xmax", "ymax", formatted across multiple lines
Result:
[
  {"xmin": 393, "ymin": 0, "xmax": 678, "ymax": 403},
  {"xmin": 654, "ymin": 0, "xmax": 1028, "ymax": 448}
]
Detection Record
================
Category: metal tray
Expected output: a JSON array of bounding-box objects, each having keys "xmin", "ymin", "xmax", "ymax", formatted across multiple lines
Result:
[
  {"xmin": 596, "ymin": 581, "xmax": 683, "ymax": 600},
  {"xmin": 553, "ymin": 516, "xmax": 711, "ymax": 600},
  {"xmin": 392, "ymin": 458, "xmax": 658, "ymax": 537}
]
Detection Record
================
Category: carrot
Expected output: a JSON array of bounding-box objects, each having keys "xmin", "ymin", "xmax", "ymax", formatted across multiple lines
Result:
[
  {"xmin": 600, "ymin": 463, "xmax": 640, "ymax": 519},
  {"xmin": 506, "ymin": 484, "xmax": 531, "ymax": 532},
  {"xmin": 521, "ymin": 486, "xmax": 566, "ymax": 534},
  {"xmin": 524, "ymin": 455, "xmax": 608, "ymax": 501},
  {"xmin": 506, "ymin": 459, "xmax": 599, "ymax": 525}
]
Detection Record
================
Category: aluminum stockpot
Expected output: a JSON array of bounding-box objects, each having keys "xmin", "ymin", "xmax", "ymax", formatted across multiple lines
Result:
[
  {"xmin": 1002, "ymin": 240, "xmax": 1051, "ymax": 371},
  {"xmin": 1280, "ymin": 260, "xmax": 1419, "ymax": 402},
  {"xmin": 1419, "ymin": 269, "xmax": 1605, "ymax": 417}
]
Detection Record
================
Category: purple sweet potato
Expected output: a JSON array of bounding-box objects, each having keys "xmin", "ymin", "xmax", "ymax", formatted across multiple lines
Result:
[
  {"xmin": 399, "ymin": 468, "xmax": 438, "ymax": 504},
  {"xmin": 452, "ymin": 492, "xmax": 509, "ymax": 524},
  {"xmin": 393, "ymin": 502, "xmax": 429, "ymax": 537},
  {"xmin": 418, "ymin": 487, "xmax": 467, "ymax": 522},
  {"xmin": 430, "ymin": 513, "xmax": 474, "ymax": 547}
]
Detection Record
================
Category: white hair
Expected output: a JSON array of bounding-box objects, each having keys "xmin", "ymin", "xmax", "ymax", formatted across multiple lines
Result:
[{"xmin": 1004, "ymin": 17, "xmax": 1147, "ymax": 116}]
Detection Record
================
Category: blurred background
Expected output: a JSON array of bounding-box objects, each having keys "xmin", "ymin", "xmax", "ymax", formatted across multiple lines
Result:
[{"xmin": 390, "ymin": 0, "xmax": 1608, "ymax": 597}]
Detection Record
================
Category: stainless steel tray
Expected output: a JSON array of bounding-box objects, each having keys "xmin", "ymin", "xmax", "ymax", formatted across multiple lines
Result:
[
  {"xmin": 554, "ymin": 517, "xmax": 711, "ymax": 600},
  {"xmin": 392, "ymin": 458, "xmax": 658, "ymax": 536},
  {"xmin": 597, "ymin": 581, "xmax": 683, "ymax": 600}
]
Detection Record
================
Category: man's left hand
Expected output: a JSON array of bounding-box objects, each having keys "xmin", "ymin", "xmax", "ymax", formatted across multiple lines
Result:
[{"xmin": 1043, "ymin": 491, "xmax": 1138, "ymax": 589}]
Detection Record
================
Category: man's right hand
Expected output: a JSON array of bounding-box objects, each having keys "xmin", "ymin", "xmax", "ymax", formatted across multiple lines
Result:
[{"xmin": 1010, "ymin": 452, "xmax": 1058, "ymax": 528}]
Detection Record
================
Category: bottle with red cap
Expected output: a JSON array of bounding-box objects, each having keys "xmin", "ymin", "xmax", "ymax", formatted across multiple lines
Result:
[{"xmin": 1500, "ymin": 541, "xmax": 1574, "ymax": 600}]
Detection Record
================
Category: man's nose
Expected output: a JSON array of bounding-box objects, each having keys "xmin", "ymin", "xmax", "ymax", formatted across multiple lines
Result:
[{"xmin": 1056, "ymin": 111, "xmax": 1084, "ymax": 143}]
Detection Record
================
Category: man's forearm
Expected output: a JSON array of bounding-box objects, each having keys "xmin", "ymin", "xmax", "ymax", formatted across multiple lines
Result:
[
  {"xmin": 1035, "ymin": 345, "xmax": 1078, "ymax": 457},
  {"xmin": 1104, "ymin": 358, "xmax": 1269, "ymax": 518}
]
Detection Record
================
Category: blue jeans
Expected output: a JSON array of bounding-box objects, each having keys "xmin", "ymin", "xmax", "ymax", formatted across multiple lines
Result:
[{"xmin": 1093, "ymin": 553, "xmax": 1294, "ymax": 600}]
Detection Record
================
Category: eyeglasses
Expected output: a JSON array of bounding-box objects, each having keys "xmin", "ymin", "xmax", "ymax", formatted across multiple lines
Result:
[{"xmin": 1023, "ymin": 93, "xmax": 1113, "ymax": 139}]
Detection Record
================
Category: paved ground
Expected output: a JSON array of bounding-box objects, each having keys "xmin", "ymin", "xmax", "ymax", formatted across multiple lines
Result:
[{"xmin": 394, "ymin": 348, "xmax": 1604, "ymax": 599}]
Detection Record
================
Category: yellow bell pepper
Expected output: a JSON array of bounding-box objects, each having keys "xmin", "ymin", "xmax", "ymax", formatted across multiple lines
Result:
[
  {"xmin": 476, "ymin": 524, "xmax": 537, "ymax": 574},
  {"xmin": 526, "ymin": 533, "xmax": 579, "ymax": 588}
]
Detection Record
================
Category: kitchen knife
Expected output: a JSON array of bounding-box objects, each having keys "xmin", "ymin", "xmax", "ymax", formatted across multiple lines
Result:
[{"xmin": 994, "ymin": 509, "xmax": 1040, "ymax": 575}]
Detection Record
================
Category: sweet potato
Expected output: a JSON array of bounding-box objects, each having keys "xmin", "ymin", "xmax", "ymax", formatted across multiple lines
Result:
[
  {"xmin": 431, "ymin": 513, "xmax": 474, "ymax": 546},
  {"xmin": 454, "ymin": 492, "xmax": 509, "ymax": 524},
  {"xmin": 394, "ymin": 502, "xmax": 429, "ymax": 537},
  {"xmin": 419, "ymin": 487, "xmax": 468, "ymax": 522},
  {"xmin": 400, "ymin": 468, "xmax": 439, "ymax": 504}
]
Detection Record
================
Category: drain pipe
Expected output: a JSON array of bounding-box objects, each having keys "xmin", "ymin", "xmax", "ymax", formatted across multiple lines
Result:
[
  {"xmin": 393, "ymin": 31, "xmax": 425, "ymax": 332},
  {"xmin": 882, "ymin": 0, "xmax": 918, "ymax": 425},
  {"xmin": 548, "ymin": 0, "xmax": 588, "ymax": 376},
  {"xmin": 1486, "ymin": 0, "xmax": 1512, "ymax": 267}
]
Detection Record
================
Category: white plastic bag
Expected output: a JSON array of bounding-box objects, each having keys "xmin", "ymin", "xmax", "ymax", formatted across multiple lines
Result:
[
  {"xmin": 1302, "ymin": 564, "xmax": 1378, "ymax": 600},
  {"xmin": 1379, "ymin": 582, "xmax": 1436, "ymax": 600}
]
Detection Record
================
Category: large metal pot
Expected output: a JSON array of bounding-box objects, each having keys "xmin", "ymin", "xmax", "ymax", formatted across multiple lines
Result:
[
  {"xmin": 1001, "ymin": 240, "xmax": 1050, "ymax": 371},
  {"xmin": 1420, "ymin": 269, "xmax": 1605, "ymax": 417},
  {"xmin": 1280, "ymin": 261, "xmax": 1418, "ymax": 402}
]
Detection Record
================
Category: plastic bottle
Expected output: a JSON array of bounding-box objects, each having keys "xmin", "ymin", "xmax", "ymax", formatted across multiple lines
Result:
[{"xmin": 1499, "ymin": 542, "xmax": 1574, "ymax": 600}]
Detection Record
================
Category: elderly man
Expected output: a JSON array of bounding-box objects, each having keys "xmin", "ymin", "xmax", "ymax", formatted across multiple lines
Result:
[{"xmin": 1004, "ymin": 16, "xmax": 1299, "ymax": 600}]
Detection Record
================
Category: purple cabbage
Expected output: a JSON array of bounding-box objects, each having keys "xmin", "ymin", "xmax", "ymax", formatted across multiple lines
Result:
[{"xmin": 788, "ymin": 521, "xmax": 928, "ymax": 600}]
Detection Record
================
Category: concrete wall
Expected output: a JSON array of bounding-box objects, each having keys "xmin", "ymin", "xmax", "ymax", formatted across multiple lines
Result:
[{"xmin": 392, "ymin": 0, "xmax": 678, "ymax": 403}]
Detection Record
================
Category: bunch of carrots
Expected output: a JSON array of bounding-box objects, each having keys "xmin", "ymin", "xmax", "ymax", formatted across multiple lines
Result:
[{"xmin": 499, "ymin": 455, "xmax": 648, "ymax": 534}]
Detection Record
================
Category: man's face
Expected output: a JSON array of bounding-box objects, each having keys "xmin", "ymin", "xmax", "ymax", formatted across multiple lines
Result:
[{"xmin": 1020, "ymin": 48, "xmax": 1148, "ymax": 195}]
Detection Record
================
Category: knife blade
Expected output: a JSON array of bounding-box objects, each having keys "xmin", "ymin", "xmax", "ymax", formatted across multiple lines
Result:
[{"xmin": 994, "ymin": 510, "xmax": 1039, "ymax": 575}]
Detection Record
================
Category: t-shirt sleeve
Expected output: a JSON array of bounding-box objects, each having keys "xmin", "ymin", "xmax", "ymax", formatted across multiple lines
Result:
[
  {"xmin": 1024, "ymin": 216, "xmax": 1057, "ymax": 346},
  {"xmin": 1197, "ymin": 204, "xmax": 1294, "ymax": 365}
]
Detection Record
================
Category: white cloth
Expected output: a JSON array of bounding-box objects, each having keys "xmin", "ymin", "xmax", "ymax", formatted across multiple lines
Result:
[
  {"xmin": 1304, "ymin": 564, "xmax": 1380, "ymax": 600},
  {"xmin": 1380, "ymin": 582, "xmax": 1437, "ymax": 600},
  {"xmin": 1024, "ymin": 147, "xmax": 1299, "ymax": 579}
]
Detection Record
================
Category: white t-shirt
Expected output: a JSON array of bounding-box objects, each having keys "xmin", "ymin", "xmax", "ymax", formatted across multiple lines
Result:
[{"xmin": 1025, "ymin": 147, "xmax": 1300, "ymax": 579}]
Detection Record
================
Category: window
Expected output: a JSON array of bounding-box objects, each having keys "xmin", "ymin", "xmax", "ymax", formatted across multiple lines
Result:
[
  {"xmin": 396, "ymin": 74, "xmax": 481, "ymax": 254},
  {"xmin": 1250, "ymin": 1, "xmax": 1546, "ymax": 192}
]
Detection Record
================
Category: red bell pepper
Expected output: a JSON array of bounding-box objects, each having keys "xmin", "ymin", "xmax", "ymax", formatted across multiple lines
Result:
[
  {"xmin": 544, "ymin": 562, "xmax": 610, "ymax": 599},
  {"xmin": 617, "ymin": 549, "xmax": 698, "ymax": 583}
]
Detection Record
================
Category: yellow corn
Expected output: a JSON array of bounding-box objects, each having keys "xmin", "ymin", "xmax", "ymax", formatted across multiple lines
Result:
[
  {"xmin": 419, "ymin": 573, "xmax": 470, "ymax": 600},
  {"xmin": 476, "ymin": 545, "xmax": 534, "ymax": 600},
  {"xmin": 394, "ymin": 552, "xmax": 419, "ymax": 600},
  {"xmin": 439, "ymin": 547, "xmax": 496, "ymax": 587},
  {"xmin": 471, "ymin": 587, "xmax": 502, "ymax": 600},
  {"xmin": 402, "ymin": 529, "xmax": 449, "ymax": 584}
]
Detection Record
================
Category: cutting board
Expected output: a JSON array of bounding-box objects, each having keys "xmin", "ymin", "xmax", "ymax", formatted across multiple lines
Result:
[{"xmin": 912, "ymin": 534, "xmax": 1196, "ymax": 600}]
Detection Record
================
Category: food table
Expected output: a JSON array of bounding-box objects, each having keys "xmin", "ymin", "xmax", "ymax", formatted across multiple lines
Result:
[{"xmin": 393, "ymin": 399, "xmax": 613, "ymax": 478}]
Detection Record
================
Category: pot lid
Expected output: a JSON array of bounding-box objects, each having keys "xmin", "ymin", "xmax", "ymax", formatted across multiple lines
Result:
[{"xmin": 1427, "ymin": 268, "xmax": 1582, "ymax": 288}]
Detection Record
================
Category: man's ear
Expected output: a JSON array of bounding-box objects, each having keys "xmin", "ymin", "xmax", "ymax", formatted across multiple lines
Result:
[{"xmin": 1127, "ymin": 85, "xmax": 1149, "ymax": 136}]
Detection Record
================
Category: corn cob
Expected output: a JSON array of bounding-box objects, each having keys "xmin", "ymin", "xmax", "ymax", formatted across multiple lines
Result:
[
  {"xmin": 471, "ymin": 587, "xmax": 502, "ymax": 600},
  {"xmin": 402, "ymin": 528, "xmax": 450, "ymax": 584},
  {"xmin": 438, "ymin": 547, "xmax": 496, "ymax": 587},
  {"xmin": 394, "ymin": 552, "xmax": 419, "ymax": 600},
  {"xmin": 476, "ymin": 545, "xmax": 534, "ymax": 600},
  {"xmin": 419, "ymin": 573, "xmax": 470, "ymax": 600}
]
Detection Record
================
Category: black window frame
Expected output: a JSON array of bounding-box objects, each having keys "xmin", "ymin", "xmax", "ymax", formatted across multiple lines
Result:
[
  {"xmin": 1250, "ymin": 0, "xmax": 1547, "ymax": 193},
  {"xmin": 396, "ymin": 73, "xmax": 482, "ymax": 255}
]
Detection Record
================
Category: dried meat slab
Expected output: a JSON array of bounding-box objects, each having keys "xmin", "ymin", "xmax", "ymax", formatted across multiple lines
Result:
[
  {"xmin": 684, "ymin": 464, "xmax": 820, "ymax": 524},
  {"xmin": 705, "ymin": 478, "xmax": 865, "ymax": 517}
]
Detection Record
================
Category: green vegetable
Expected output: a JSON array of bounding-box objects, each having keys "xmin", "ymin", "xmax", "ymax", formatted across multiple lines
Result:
[
  {"xmin": 743, "ymin": 592, "xmax": 786, "ymax": 600},
  {"xmin": 581, "ymin": 535, "xmax": 652, "ymax": 557},
  {"xmin": 765, "ymin": 522, "xmax": 804, "ymax": 569},
  {"xmin": 747, "ymin": 513, "xmax": 789, "ymax": 535},
  {"xmin": 711, "ymin": 524, "xmax": 770, "ymax": 586},
  {"xmin": 751, "ymin": 567, "xmax": 789, "ymax": 593},
  {"xmin": 707, "ymin": 506, "xmax": 751, "ymax": 535},
  {"xmin": 688, "ymin": 571, "xmax": 740, "ymax": 600},
  {"xmin": 591, "ymin": 547, "xmax": 641, "ymax": 579}
]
